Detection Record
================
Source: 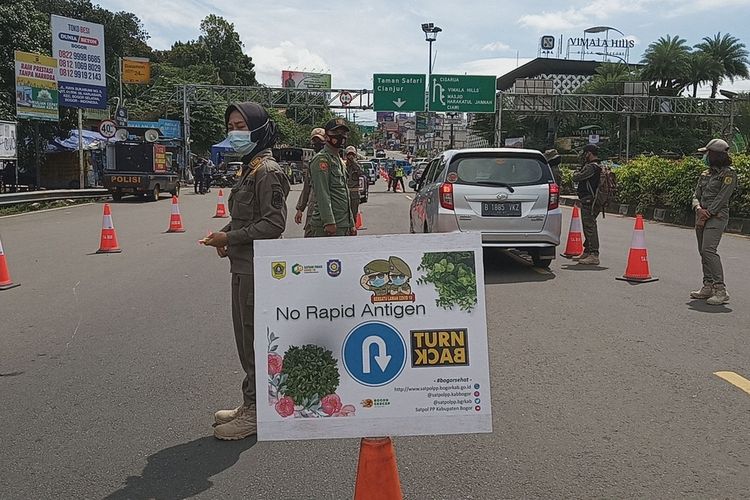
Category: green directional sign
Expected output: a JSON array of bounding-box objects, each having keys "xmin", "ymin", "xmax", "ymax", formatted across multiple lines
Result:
[
  {"xmin": 373, "ymin": 74, "xmax": 426, "ymax": 112},
  {"xmin": 429, "ymin": 74, "xmax": 496, "ymax": 113}
]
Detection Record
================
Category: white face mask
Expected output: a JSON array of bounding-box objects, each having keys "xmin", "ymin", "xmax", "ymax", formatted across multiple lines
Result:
[{"xmin": 227, "ymin": 119, "xmax": 269, "ymax": 155}]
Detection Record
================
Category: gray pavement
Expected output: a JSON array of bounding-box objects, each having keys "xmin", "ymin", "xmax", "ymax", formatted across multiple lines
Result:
[{"xmin": 1, "ymin": 180, "xmax": 749, "ymax": 499}]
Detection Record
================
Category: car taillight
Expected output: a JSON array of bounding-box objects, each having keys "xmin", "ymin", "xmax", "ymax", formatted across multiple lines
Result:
[
  {"xmin": 439, "ymin": 182, "xmax": 454, "ymax": 210},
  {"xmin": 548, "ymin": 182, "xmax": 560, "ymax": 210}
]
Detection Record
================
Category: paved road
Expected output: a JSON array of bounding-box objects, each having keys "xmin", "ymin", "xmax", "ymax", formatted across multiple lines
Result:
[{"xmin": 2, "ymin": 180, "xmax": 749, "ymax": 499}]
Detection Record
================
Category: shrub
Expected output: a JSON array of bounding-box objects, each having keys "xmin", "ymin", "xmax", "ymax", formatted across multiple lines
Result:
[{"xmin": 613, "ymin": 154, "xmax": 750, "ymax": 217}]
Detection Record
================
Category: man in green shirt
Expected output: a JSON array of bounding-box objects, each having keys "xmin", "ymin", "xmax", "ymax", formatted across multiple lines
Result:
[{"xmin": 309, "ymin": 118, "xmax": 356, "ymax": 237}]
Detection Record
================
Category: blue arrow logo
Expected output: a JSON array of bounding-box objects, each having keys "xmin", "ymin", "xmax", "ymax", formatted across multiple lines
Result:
[{"xmin": 343, "ymin": 322, "xmax": 406, "ymax": 387}]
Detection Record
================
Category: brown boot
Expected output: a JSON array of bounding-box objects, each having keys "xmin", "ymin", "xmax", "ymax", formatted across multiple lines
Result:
[
  {"xmin": 214, "ymin": 405, "xmax": 257, "ymax": 440},
  {"xmin": 690, "ymin": 284, "xmax": 713, "ymax": 300},
  {"xmin": 214, "ymin": 405, "xmax": 243, "ymax": 426},
  {"xmin": 706, "ymin": 285, "xmax": 730, "ymax": 306}
]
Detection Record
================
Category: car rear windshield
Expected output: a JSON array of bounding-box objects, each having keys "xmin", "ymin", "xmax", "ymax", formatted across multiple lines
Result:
[{"xmin": 451, "ymin": 155, "xmax": 550, "ymax": 186}]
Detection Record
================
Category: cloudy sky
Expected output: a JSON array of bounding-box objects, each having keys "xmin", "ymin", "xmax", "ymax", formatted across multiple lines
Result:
[{"xmin": 98, "ymin": 0, "xmax": 749, "ymax": 122}]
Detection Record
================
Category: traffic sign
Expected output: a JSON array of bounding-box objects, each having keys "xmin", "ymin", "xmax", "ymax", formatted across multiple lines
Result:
[
  {"xmin": 98, "ymin": 120, "xmax": 117, "ymax": 139},
  {"xmin": 342, "ymin": 321, "xmax": 407, "ymax": 387},
  {"xmin": 115, "ymin": 106, "xmax": 128, "ymax": 127},
  {"xmin": 340, "ymin": 91, "xmax": 353, "ymax": 106},
  {"xmin": 429, "ymin": 74, "xmax": 496, "ymax": 113},
  {"xmin": 373, "ymin": 74, "xmax": 426, "ymax": 112}
]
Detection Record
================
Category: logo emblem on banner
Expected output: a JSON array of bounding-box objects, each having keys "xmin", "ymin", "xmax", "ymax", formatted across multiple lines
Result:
[
  {"xmin": 327, "ymin": 259, "xmax": 341, "ymax": 277},
  {"xmin": 271, "ymin": 261, "xmax": 287, "ymax": 280},
  {"xmin": 342, "ymin": 321, "xmax": 407, "ymax": 387},
  {"xmin": 360, "ymin": 256, "xmax": 415, "ymax": 303}
]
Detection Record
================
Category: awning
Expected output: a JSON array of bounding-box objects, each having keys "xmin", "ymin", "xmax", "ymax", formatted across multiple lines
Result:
[{"xmin": 46, "ymin": 130, "xmax": 119, "ymax": 153}]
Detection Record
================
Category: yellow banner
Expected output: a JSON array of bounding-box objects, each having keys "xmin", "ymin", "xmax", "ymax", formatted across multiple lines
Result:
[
  {"xmin": 15, "ymin": 51, "xmax": 57, "ymax": 67},
  {"xmin": 122, "ymin": 57, "xmax": 150, "ymax": 84}
]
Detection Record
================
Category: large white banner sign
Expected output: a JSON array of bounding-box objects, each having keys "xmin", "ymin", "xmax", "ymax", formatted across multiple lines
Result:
[
  {"xmin": 254, "ymin": 233, "xmax": 492, "ymax": 441},
  {"xmin": 51, "ymin": 14, "xmax": 107, "ymax": 109}
]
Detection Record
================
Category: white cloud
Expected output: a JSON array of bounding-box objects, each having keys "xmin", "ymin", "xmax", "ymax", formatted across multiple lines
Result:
[
  {"xmin": 481, "ymin": 42, "xmax": 512, "ymax": 52},
  {"xmin": 518, "ymin": 0, "xmax": 653, "ymax": 32},
  {"xmin": 449, "ymin": 57, "xmax": 533, "ymax": 78}
]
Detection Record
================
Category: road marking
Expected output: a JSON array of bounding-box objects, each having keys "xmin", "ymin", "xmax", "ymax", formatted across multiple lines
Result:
[
  {"xmin": 714, "ymin": 371, "xmax": 750, "ymax": 396},
  {"xmin": 404, "ymin": 195, "xmax": 412, "ymax": 200}
]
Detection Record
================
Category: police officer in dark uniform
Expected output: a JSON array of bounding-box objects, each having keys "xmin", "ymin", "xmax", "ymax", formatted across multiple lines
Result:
[
  {"xmin": 572, "ymin": 144, "xmax": 602, "ymax": 265},
  {"xmin": 691, "ymin": 138, "xmax": 736, "ymax": 305},
  {"xmin": 194, "ymin": 160, "xmax": 205, "ymax": 194},
  {"xmin": 202, "ymin": 102, "xmax": 290, "ymax": 440}
]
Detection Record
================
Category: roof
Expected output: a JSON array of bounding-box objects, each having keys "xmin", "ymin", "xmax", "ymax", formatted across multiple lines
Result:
[
  {"xmin": 441, "ymin": 148, "xmax": 546, "ymax": 163},
  {"xmin": 496, "ymin": 58, "xmax": 602, "ymax": 91}
]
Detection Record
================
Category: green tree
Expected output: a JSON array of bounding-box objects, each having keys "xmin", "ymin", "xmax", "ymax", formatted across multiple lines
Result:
[
  {"xmin": 685, "ymin": 51, "xmax": 724, "ymax": 98},
  {"xmin": 694, "ymin": 33, "xmax": 750, "ymax": 98},
  {"xmin": 199, "ymin": 15, "xmax": 257, "ymax": 86},
  {"xmin": 640, "ymin": 35, "xmax": 691, "ymax": 96}
]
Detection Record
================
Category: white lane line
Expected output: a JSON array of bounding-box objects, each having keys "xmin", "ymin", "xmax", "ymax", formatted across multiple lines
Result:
[{"xmin": 405, "ymin": 195, "xmax": 412, "ymax": 200}]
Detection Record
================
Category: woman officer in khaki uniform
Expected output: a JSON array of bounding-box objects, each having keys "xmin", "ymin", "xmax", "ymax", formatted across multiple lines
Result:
[{"xmin": 202, "ymin": 102, "xmax": 290, "ymax": 440}]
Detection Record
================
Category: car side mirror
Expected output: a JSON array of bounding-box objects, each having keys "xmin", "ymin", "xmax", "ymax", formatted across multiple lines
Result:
[{"xmin": 409, "ymin": 180, "xmax": 418, "ymax": 191}]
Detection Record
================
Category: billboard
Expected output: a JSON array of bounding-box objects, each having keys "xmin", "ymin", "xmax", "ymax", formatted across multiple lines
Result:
[
  {"xmin": 122, "ymin": 57, "xmax": 150, "ymax": 84},
  {"xmin": 376, "ymin": 112, "xmax": 394, "ymax": 123},
  {"xmin": 282, "ymin": 71, "xmax": 331, "ymax": 90},
  {"xmin": 14, "ymin": 51, "xmax": 59, "ymax": 121},
  {"xmin": 51, "ymin": 14, "xmax": 107, "ymax": 109},
  {"xmin": 0, "ymin": 121, "xmax": 17, "ymax": 160}
]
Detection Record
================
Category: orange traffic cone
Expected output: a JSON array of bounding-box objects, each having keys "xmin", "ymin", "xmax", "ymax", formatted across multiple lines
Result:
[
  {"xmin": 356, "ymin": 211, "xmax": 367, "ymax": 231},
  {"xmin": 353, "ymin": 438, "xmax": 403, "ymax": 500},
  {"xmin": 96, "ymin": 203, "xmax": 122, "ymax": 253},
  {"xmin": 616, "ymin": 215, "xmax": 658, "ymax": 283},
  {"xmin": 0, "ymin": 235, "xmax": 20, "ymax": 290},
  {"xmin": 166, "ymin": 196, "xmax": 186, "ymax": 233},
  {"xmin": 561, "ymin": 205, "xmax": 584, "ymax": 258},
  {"xmin": 214, "ymin": 189, "xmax": 228, "ymax": 218}
]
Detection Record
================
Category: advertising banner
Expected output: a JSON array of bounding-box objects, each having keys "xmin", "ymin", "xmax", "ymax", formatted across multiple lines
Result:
[
  {"xmin": 14, "ymin": 51, "xmax": 59, "ymax": 121},
  {"xmin": 153, "ymin": 144, "xmax": 167, "ymax": 172},
  {"xmin": 254, "ymin": 233, "xmax": 492, "ymax": 441},
  {"xmin": 376, "ymin": 112, "xmax": 395, "ymax": 123},
  {"xmin": 51, "ymin": 14, "xmax": 107, "ymax": 109},
  {"xmin": 0, "ymin": 121, "xmax": 17, "ymax": 160},
  {"xmin": 122, "ymin": 57, "xmax": 150, "ymax": 84},
  {"xmin": 282, "ymin": 71, "xmax": 332, "ymax": 90}
]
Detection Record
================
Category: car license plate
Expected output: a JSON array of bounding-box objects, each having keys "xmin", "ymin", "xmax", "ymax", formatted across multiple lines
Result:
[{"xmin": 481, "ymin": 202, "xmax": 521, "ymax": 217}]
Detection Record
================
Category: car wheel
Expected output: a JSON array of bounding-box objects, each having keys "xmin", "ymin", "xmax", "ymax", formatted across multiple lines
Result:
[
  {"xmin": 531, "ymin": 255, "xmax": 553, "ymax": 268},
  {"xmin": 149, "ymin": 185, "xmax": 160, "ymax": 202}
]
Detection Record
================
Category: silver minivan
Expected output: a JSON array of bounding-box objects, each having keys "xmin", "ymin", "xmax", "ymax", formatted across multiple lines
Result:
[{"xmin": 409, "ymin": 148, "xmax": 562, "ymax": 267}]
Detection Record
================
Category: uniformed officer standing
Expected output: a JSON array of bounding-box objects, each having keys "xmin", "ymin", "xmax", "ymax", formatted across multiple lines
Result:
[
  {"xmin": 295, "ymin": 128, "xmax": 326, "ymax": 237},
  {"xmin": 345, "ymin": 146, "xmax": 363, "ymax": 221},
  {"xmin": 572, "ymin": 144, "xmax": 602, "ymax": 266},
  {"xmin": 309, "ymin": 119, "xmax": 355, "ymax": 237},
  {"xmin": 691, "ymin": 138, "xmax": 736, "ymax": 305},
  {"xmin": 202, "ymin": 102, "xmax": 290, "ymax": 440}
]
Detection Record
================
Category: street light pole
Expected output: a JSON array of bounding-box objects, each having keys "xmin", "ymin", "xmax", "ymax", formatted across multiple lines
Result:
[{"xmin": 422, "ymin": 23, "xmax": 441, "ymax": 154}]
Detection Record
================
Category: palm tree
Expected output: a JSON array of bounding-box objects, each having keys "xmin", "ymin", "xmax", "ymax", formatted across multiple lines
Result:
[
  {"xmin": 686, "ymin": 51, "xmax": 724, "ymax": 98},
  {"xmin": 579, "ymin": 62, "xmax": 641, "ymax": 95},
  {"xmin": 640, "ymin": 35, "xmax": 691, "ymax": 96},
  {"xmin": 695, "ymin": 33, "xmax": 750, "ymax": 98}
]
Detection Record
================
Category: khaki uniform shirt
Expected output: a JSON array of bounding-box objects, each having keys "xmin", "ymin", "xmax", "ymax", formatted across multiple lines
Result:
[
  {"xmin": 310, "ymin": 145, "xmax": 353, "ymax": 229},
  {"xmin": 346, "ymin": 159, "xmax": 364, "ymax": 192},
  {"xmin": 223, "ymin": 149, "xmax": 290, "ymax": 274},
  {"xmin": 692, "ymin": 166, "xmax": 737, "ymax": 219}
]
